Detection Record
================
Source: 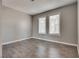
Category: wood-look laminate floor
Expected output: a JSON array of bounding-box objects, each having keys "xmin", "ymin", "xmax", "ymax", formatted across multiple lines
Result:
[{"xmin": 2, "ymin": 39, "xmax": 78, "ymax": 58}]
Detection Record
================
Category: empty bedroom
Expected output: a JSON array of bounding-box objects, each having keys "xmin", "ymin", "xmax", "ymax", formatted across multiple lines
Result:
[{"xmin": 0, "ymin": 0, "xmax": 79, "ymax": 58}]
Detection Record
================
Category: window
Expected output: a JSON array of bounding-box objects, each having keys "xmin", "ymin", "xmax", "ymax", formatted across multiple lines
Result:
[
  {"xmin": 38, "ymin": 17, "xmax": 46, "ymax": 34},
  {"xmin": 49, "ymin": 14, "xmax": 60, "ymax": 34}
]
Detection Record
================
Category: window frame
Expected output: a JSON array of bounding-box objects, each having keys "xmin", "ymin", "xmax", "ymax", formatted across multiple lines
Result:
[
  {"xmin": 38, "ymin": 17, "xmax": 46, "ymax": 34},
  {"xmin": 49, "ymin": 14, "xmax": 60, "ymax": 35}
]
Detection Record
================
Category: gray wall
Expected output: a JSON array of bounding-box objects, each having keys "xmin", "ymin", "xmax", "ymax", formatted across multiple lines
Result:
[
  {"xmin": 78, "ymin": 0, "xmax": 79, "ymax": 55},
  {"xmin": 0, "ymin": 0, "xmax": 2, "ymax": 57},
  {"xmin": 2, "ymin": 6, "xmax": 32, "ymax": 43},
  {"xmin": 32, "ymin": 3, "xmax": 77, "ymax": 45}
]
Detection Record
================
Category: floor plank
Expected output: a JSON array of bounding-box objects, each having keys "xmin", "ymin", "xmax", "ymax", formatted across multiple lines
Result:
[{"xmin": 2, "ymin": 39, "xmax": 78, "ymax": 58}]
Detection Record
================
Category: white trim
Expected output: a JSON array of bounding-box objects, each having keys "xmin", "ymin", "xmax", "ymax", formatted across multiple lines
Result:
[
  {"xmin": 32, "ymin": 37, "xmax": 77, "ymax": 47},
  {"xmin": 2, "ymin": 37, "xmax": 31, "ymax": 45},
  {"xmin": 2, "ymin": 37, "xmax": 77, "ymax": 47}
]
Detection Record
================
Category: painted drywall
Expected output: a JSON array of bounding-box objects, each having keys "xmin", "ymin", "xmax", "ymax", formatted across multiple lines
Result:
[
  {"xmin": 0, "ymin": 0, "xmax": 2, "ymax": 57},
  {"xmin": 32, "ymin": 3, "xmax": 77, "ymax": 45},
  {"xmin": 2, "ymin": 6, "xmax": 32, "ymax": 43},
  {"xmin": 78, "ymin": 0, "xmax": 79, "ymax": 55}
]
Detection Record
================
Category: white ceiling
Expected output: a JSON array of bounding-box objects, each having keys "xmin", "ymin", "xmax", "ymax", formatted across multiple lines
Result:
[{"xmin": 2, "ymin": 0, "xmax": 77, "ymax": 15}]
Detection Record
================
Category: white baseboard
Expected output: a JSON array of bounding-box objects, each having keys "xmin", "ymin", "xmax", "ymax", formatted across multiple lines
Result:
[
  {"xmin": 2, "ymin": 37, "xmax": 77, "ymax": 47},
  {"xmin": 2, "ymin": 37, "xmax": 31, "ymax": 45},
  {"xmin": 32, "ymin": 37, "xmax": 77, "ymax": 47}
]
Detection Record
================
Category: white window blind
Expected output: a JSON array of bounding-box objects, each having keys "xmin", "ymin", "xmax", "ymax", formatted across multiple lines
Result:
[{"xmin": 38, "ymin": 17, "xmax": 46, "ymax": 34}]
